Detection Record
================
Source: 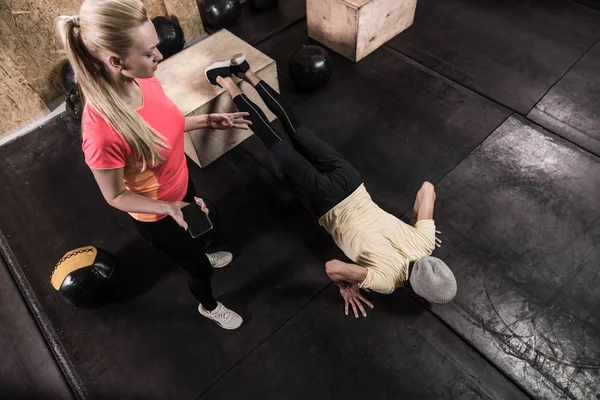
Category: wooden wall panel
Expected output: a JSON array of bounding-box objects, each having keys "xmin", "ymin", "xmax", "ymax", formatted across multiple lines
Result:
[
  {"xmin": 0, "ymin": 0, "xmax": 82, "ymax": 104},
  {"xmin": 163, "ymin": 0, "xmax": 203, "ymax": 40},
  {"xmin": 0, "ymin": 47, "xmax": 49, "ymax": 136},
  {"xmin": 0, "ymin": 0, "xmax": 202, "ymax": 104},
  {"xmin": 0, "ymin": 0, "xmax": 203, "ymax": 136},
  {"xmin": 144, "ymin": 0, "xmax": 169, "ymax": 18}
]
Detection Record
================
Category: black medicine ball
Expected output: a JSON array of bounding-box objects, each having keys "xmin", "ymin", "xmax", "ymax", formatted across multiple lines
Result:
[
  {"xmin": 200, "ymin": 0, "xmax": 242, "ymax": 30},
  {"xmin": 289, "ymin": 45, "xmax": 333, "ymax": 92},
  {"xmin": 51, "ymin": 246, "xmax": 118, "ymax": 307},
  {"xmin": 151, "ymin": 16, "xmax": 185, "ymax": 60},
  {"xmin": 61, "ymin": 60, "xmax": 77, "ymax": 93}
]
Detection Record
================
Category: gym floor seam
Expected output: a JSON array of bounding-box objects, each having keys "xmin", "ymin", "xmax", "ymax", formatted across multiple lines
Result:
[
  {"xmin": 0, "ymin": 231, "xmax": 87, "ymax": 400},
  {"xmin": 194, "ymin": 282, "xmax": 333, "ymax": 399},
  {"xmin": 382, "ymin": 44, "xmax": 600, "ymax": 160}
]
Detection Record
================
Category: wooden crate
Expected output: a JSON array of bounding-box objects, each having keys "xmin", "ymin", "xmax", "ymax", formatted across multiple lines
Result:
[
  {"xmin": 155, "ymin": 29, "xmax": 279, "ymax": 168},
  {"xmin": 307, "ymin": 0, "xmax": 417, "ymax": 62}
]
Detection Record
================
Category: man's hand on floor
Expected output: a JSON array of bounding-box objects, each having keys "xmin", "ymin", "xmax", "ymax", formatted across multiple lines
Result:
[{"xmin": 340, "ymin": 284, "xmax": 374, "ymax": 318}]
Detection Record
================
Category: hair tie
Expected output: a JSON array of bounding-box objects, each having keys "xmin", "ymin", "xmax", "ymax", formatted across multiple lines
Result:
[{"xmin": 72, "ymin": 15, "xmax": 80, "ymax": 27}]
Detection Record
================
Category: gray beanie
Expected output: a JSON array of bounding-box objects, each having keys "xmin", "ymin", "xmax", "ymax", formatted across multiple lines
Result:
[{"xmin": 409, "ymin": 256, "xmax": 457, "ymax": 304}]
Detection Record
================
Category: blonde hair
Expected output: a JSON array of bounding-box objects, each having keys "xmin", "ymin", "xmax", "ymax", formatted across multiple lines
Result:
[{"xmin": 56, "ymin": 0, "xmax": 167, "ymax": 171}]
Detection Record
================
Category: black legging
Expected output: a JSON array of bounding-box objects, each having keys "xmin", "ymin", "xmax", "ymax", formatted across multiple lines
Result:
[
  {"xmin": 232, "ymin": 81, "xmax": 362, "ymax": 218},
  {"xmin": 133, "ymin": 177, "xmax": 218, "ymax": 311}
]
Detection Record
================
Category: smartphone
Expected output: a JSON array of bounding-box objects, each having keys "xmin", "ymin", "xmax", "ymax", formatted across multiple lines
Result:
[{"xmin": 181, "ymin": 203, "xmax": 213, "ymax": 238}]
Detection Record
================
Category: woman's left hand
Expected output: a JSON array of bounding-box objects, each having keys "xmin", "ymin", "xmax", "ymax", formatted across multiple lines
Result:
[
  {"xmin": 208, "ymin": 112, "xmax": 252, "ymax": 130},
  {"xmin": 194, "ymin": 197, "xmax": 209, "ymax": 216}
]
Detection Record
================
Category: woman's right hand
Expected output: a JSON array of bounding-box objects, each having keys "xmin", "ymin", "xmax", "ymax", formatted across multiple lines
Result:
[{"xmin": 165, "ymin": 201, "xmax": 189, "ymax": 230}]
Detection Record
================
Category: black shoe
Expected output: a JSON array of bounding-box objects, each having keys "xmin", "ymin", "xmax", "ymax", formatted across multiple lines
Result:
[
  {"xmin": 230, "ymin": 53, "xmax": 250, "ymax": 77},
  {"xmin": 205, "ymin": 60, "xmax": 232, "ymax": 87}
]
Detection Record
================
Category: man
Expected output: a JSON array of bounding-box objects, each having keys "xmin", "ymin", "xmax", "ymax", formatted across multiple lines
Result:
[{"xmin": 204, "ymin": 54, "xmax": 457, "ymax": 317}]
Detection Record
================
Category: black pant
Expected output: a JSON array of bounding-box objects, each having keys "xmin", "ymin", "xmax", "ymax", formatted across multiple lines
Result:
[
  {"xmin": 233, "ymin": 81, "xmax": 362, "ymax": 218},
  {"xmin": 133, "ymin": 177, "xmax": 218, "ymax": 311}
]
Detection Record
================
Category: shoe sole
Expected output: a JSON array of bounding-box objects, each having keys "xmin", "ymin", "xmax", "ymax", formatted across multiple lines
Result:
[
  {"xmin": 212, "ymin": 254, "xmax": 233, "ymax": 269},
  {"xmin": 208, "ymin": 252, "xmax": 233, "ymax": 269},
  {"xmin": 230, "ymin": 53, "xmax": 246, "ymax": 67},
  {"xmin": 198, "ymin": 305, "xmax": 242, "ymax": 330},
  {"xmin": 204, "ymin": 60, "xmax": 232, "ymax": 85}
]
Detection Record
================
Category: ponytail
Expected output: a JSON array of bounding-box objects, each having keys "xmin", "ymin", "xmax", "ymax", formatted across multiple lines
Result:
[{"xmin": 55, "ymin": 0, "xmax": 167, "ymax": 171}]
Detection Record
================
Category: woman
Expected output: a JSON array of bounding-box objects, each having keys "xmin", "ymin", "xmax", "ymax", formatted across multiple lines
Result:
[
  {"xmin": 204, "ymin": 54, "xmax": 456, "ymax": 318},
  {"xmin": 56, "ymin": 0, "xmax": 251, "ymax": 330}
]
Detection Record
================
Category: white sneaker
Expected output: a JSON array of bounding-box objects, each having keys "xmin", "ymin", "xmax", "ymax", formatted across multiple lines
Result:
[
  {"xmin": 198, "ymin": 302, "xmax": 243, "ymax": 330},
  {"xmin": 204, "ymin": 60, "xmax": 232, "ymax": 86},
  {"xmin": 206, "ymin": 251, "xmax": 233, "ymax": 269}
]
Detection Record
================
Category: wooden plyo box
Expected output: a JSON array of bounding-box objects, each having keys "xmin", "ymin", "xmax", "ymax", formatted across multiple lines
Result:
[
  {"xmin": 307, "ymin": 0, "xmax": 417, "ymax": 62},
  {"xmin": 156, "ymin": 29, "xmax": 279, "ymax": 168}
]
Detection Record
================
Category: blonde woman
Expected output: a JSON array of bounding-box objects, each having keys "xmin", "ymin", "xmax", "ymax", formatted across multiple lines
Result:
[{"xmin": 56, "ymin": 0, "xmax": 251, "ymax": 330}]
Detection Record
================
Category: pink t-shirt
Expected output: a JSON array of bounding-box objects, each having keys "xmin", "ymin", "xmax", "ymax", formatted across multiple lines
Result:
[{"xmin": 81, "ymin": 76, "xmax": 188, "ymax": 222}]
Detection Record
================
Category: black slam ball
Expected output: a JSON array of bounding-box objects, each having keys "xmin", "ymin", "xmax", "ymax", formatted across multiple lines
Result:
[
  {"xmin": 248, "ymin": 0, "xmax": 278, "ymax": 11},
  {"xmin": 61, "ymin": 60, "xmax": 77, "ymax": 93},
  {"xmin": 200, "ymin": 0, "xmax": 241, "ymax": 30},
  {"xmin": 152, "ymin": 16, "xmax": 185, "ymax": 60},
  {"xmin": 289, "ymin": 45, "xmax": 333, "ymax": 92},
  {"xmin": 51, "ymin": 246, "xmax": 119, "ymax": 307},
  {"xmin": 65, "ymin": 87, "xmax": 84, "ymax": 121}
]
